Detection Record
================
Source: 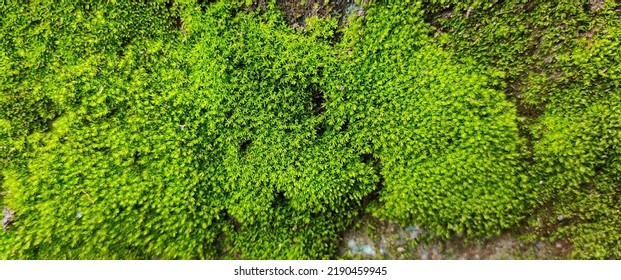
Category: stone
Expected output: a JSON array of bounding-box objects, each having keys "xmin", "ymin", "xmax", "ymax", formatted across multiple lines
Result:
[
  {"xmin": 360, "ymin": 245, "xmax": 375, "ymax": 256},
  {"xmin": 347, "ymin": 239, "xmax": 359, "ymax": 252},
  {"xmin": 405, "ymin": 225, "xmax": 418, "ymax": 232},
  {"xmin": 534, "ymin": 241, "xmax": 543, "ymax": 252},
  {"xmin": 2, "ymin": 207, "xmax": 15, "ymax": 231}
]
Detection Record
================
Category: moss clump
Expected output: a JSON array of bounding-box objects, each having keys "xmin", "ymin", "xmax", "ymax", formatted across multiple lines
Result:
[{"xmin": 1, "ymin": 0, "xmax": 620, "ymax": 259}]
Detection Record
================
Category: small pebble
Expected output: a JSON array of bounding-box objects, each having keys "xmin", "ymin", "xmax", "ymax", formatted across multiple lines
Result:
[
  {"xmin": 420, "ymin": 248, "xmax": 428, "ymax": 259},
  {"xmin": 397, "ymin": 247, "xmax": 405, "ymax": 253},
  {"xmin": 2, "ymin": 208, "xmax": 15, "ymax": 231},
  {"xmin": 360, "ymin": 245, "xmax": 375, "ymax": 256},
  {"xmin": 347, "ymin": 239, "xmax": 356, "ymax": 248},
  {"xmin": 534, "ymin": 241, "xmax": 543, "ymax": 252},
  {"xmin": 405, "ymin": 225, "xmax": 418, "ymax": 232},
  {"xmin": 348, "ymin": 240, "xmax": 360, "ymax": 252}
]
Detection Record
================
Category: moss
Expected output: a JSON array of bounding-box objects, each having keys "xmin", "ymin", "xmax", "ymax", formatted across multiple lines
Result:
[{"xmin": 1, "ymin": 0, "xmax": 620, "ymax": 259}]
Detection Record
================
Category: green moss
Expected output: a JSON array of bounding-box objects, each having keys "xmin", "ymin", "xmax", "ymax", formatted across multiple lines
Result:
[
  {"xmin": 334, "ymin": 1, "xmax": 524, "ymax": 238},
  {"xmin": 429, "ymin": 0, "xmax": 621, "ymax": 258},
  {"xmin": 1, "ymin": 0, "xmax": 620, "ymax": 259}
]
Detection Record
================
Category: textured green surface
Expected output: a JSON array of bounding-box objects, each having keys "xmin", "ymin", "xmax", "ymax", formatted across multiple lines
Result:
[
  {"xmin": 429, "ymin": 0, "xmax": 621, "ymax": 259},
  {"xmin": 1, "ymin": 0, "xmax": 620, "ymax": 259}
]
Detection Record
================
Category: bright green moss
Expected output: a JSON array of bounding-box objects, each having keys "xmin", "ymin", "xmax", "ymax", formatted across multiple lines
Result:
[
  {"xmin": 332, "ymin": 1, "xmax": 524, "ymax": 237},
  {"xmin": 529, "ymin": 24, "xmax": 621, "ymax": 259},
  {"xmin": 0, "ymin": 0, "xmax": 377, "ymax": 259},
  {"xmin": 180, "ymin": 2, "xmax": 378, "ymax": 258},
  {"xmin": 0, "ymin": 1, "xmax": 220, "ymax": 259},
  {"xmin": 1, "ymin": 0, "xmax": 620, "ymax": 259},
  {"xmin": 431, "ymin": 0, "xmax": 621, "ymax": 258}
]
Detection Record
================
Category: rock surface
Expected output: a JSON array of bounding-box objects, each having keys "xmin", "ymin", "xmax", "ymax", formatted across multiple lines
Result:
[{"xmin": 2, "ymin": 207, "xmax": 15, "ymax": 231}]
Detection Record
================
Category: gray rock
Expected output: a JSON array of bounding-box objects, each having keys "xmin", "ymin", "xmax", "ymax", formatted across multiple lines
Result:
[
  {"xmin": 420, "ymin": 248, "xmax": 428, "ymax": 260},
  {"xmin": 360, "ymin": 245, "xmax": 375, "ymax": 256},
  {"xmin": 405, "ymin": 225, "xmax": 421, "ymax": 238},
  {"xmin": 405, "ymin": 225, "xmax": 418, "ymax": 232},
  {"xmin": 2, "ymin": 207, "xmax": 15, "ymax": 231},
  {"xmin": 347, "ymin": 239, "xmax": 359, "ymax": 252},
  {"xmin": 590, "ymin": 0, "xmax": 604, "ymax": 11},
  {"xmin": 534, "ymin": 241, "xmax": 543, "ymax": 253}
]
